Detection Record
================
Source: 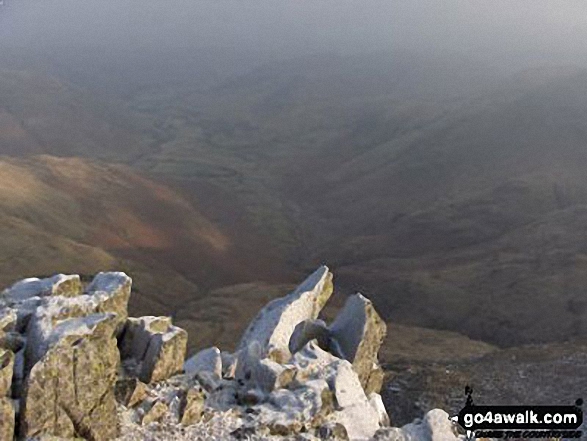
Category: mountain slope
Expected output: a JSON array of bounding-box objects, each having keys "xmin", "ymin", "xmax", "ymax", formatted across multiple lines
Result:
[
  {"xmin": 128, "ymin": 62, "xmax": 587, "ymax": 346},
  {"xmin": 0, "ymin": 70, "xmax": 145, "ymax": 160},
  {"xmin": 0, "ymin": 155, "xmax": 293, "ymax": 321}
]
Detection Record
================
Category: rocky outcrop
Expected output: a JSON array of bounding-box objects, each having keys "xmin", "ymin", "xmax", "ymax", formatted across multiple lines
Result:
[
  {"xmin": 183, "ymin": 346, "xmax": 222, "ymax": 379},
  {"xmin": 119, "ymin": 316, "xmax": 187, "ymax": 383},
  {"xmin": 0, "ymin": 273, "xmax": 134, "ymax": 441},
  {"xmin": 20, "ymin": 314, "xmax": 120, "ymax": 440},
  {"xmin": 329, "ymin": 293, "xmax": 387, "ymax": 394},
  {"xmin": 0, "ymin": 267, "xmax": 464, "ymax": 441},
  {"xmin": 238, "ymin": 266, "xmax": 333, "ymax": 363}
]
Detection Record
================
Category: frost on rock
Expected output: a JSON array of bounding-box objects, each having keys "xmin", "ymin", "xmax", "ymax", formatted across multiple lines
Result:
[
  {"xmin": 119, "ymin": 316, "xmax": 187, "ymax": 384},
  {"xmin": 20, "ymin": 313, "xmax": 120, "ymax": 441},
  {"xmin": 329, "ymin": 293, "xmax": 387, "ymax": 394},
  {"xmin": 2, "ymin": 274, "xmax": 82, "ymax": 303},
  {"xmin": 238, "ymin": 266, "xmax": 333, "ymax": 362},
  {"xmin": 184, "ymin": 346, "xmax": 222, "ymax": 379},
  {"xmin": 0, "ymin": 267, "xmax": 463, "ymax": 441}
]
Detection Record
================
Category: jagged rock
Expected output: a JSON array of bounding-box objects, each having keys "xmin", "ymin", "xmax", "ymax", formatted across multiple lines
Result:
[
  {"xmin": 365, "ymin": 361, "xmax": 385, "ymax": 396},
  {"xmin": 184, "ymin": 346, "xmax": 222, "ymax": 378},
  {"xmin": 140, "ymin": 326, "xmax": 187, "ymax": 383},
  {"xmin": 194, "ymin": 371, "xmax": 222, "ymax": 393},
  {"xmin": 141, "ymin": 400, "xmax": 168, "ymax": 425},
  {"xmin": 20, "ymin": 313, "xmax": 120, "ymax": 441},
  {"xmin": 120, "ymin": 316, "xmax": 170, "ymax": 360},
  {"xmin": 238, "ymin": 266, "xmax": 333, "ymax": 362},
  {"xmin": 330, "ymin": 362, "xmax": 381, "ymax": 440},
  {"xmin": 119, "ymin": 316, "xmax": 188, "ymax": 384},
  {"xmin": 0, "ymin": 331, "xmax": 25, "ymax": 354},
  {"xmin": 0, "ymin": 397, "xmax": 15, "ymax": 441},
  {"xmin": 373, "ymin": 409, "xmax": 463, "ymax": 441},
  {"xmin": 85, "ymin": 272, "xmax": 132, "ymax": 335},
  {"xmin": 245, "ymin": 358, "xmax": 296, "ymax": 393},
  {"xmin": 24, "ymin": 272, "xmax": 132, "ymax": 369},
  {"xmin": 329, "ymin": 293, "xmax": 387, "ymax": 394},
  {"xmin": 0, "ymin": 348, "xmax": 14, "ymax": 397},
  {"xmin": 2, "ymin": 275, "xmax": 82, "ymax": 303},
  {"xmin": 0, "ymin": 268, "xmax": 400, "ymax": 441},
  {"xmin": 115, "ymin": 378, "xmax": 149, "ymax": 408},
  {"xmin": 369, "ymin": 392, "xmax": 391, "ymax": 427},
  {"xmin": 289, "ymin": 341, "xmax": 383, "ymax": 440},
  {"xmin": 179, "ymin": 388, "xmax": 205, "ymax": 425},
  {"xmin": 288, "ymin": 318, "xmax": 331, "ymax": 355},
  {"xmin": 290, "ymin": 340, "xmax": 342, "ymax": 384},
  {"xmin": 253, "ymin": 378, "xmax": 332, "ymax": 435},
  {"xmin": 26, "ymin": 436, "xmax": 85, "ymax": 441}
]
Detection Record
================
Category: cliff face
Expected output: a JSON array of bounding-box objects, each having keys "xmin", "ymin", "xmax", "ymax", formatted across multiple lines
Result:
[{"xmin": 0, "ymin": 268, "xmax": 461, "ymax": 441}]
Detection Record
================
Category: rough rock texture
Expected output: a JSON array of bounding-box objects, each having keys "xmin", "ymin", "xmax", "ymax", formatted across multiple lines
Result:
[
  {"xmin": 85, "ymin": 272, "xmax": 132, "ymax": 335},
  {"xmin": 141, "ymin": 400, "xmax": 169, "ymax": 426},
  {"xmin": 115, "ymin": 379, "xmax": 149, "ymax": 408},
  {"xmin": 330, "ymin": 293, "xmax": 387, "ymax": 394},
  {"xmin": 120, "ymin": 316, "xmax": 187, "ymax": 384},
  {"xmin": 0, "ymin": 267, "xmax": 466, "ymax": 441},
  {"xmin": 2, "ymin": 274, "xmax": 82, "ymax": 303},
  {"xmin": 0, "ymin": 348, "xmax": 14, "ymax": 397},
  {"xmin": 0, "ymin": 397, "xmax": 15, "ymax": 441},
  {"xmin": 238, "ymin": 266, "xmax": 333, "ymax": 362},
  {"xmin": 23, "ymin": 272, "xmax": 132, "ymax": 369},
  {"xmin": 179, "ymin": 389, "xmax": 205, "ymax": 425},
  {"xmin": 0, "ymin": 309, "xmax": 17, "ymax": 335},
  {"xmin": 184, "ymin": 347, "xmax": 222, "ymax": 379},
  {"xmin": 20, "ymin": 313, "xmax": 120, "ymax": 441}
]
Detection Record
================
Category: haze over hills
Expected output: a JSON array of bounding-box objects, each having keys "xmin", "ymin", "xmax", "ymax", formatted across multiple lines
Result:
[
  {"xmin": 1, "ymin": 48, "xmax": 587, "ymax": 349},
  {"xmin": 116, "ymin": 57, "xmax": 587, "ymax": 347},
  {"xmin": 2, "ymin": 3, "xmax": 587, "ymax": 437}
]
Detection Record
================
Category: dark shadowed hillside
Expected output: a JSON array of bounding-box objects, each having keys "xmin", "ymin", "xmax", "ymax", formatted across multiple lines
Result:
[{"xmin": 120, "ymin": 60, "xmax": 587, "ymax": 347}]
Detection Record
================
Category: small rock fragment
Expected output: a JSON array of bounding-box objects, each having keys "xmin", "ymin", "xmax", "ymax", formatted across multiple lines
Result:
[
  {"xmin": 120, "ymin": 316, "xmax": 188, "ymax": 384},
  {"xmin": 184, "ymin": 346, "xmax": 222, "ymax": 378},
  {"xmin": 115, "ymin": 378, "xmax": 149, "ymax": 408},
  {"xmin": 180, "ymin": 388, "xmax": 205, "ymax": 426},
  {"xmin": 141, "ymin": 400, "xmax": 168, "ymax": 425}
]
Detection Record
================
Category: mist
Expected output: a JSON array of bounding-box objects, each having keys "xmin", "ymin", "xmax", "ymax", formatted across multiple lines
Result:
[{"xmin": 2, "ymin": 0, "xmax": 587, "ymax": 72}]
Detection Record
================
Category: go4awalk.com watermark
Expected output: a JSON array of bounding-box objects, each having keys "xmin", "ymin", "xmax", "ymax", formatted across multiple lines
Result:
[{"xmin": 450, "ymin": 387, "xmax": 584, "ymax": 439}]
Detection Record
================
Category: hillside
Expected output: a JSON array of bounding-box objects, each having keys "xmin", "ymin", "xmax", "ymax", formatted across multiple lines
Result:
[
  {"xmin": 0, "ymin": 70, "xmax": 144, "ymax": 160},
  {"xmin": 120, "ymin": 60, "xmax": 587, "ymax": 347},
  {"xmin": 0, "ymin": 155, "xmax": 294, "ymax": 324},
  {"xmin": 2, "ymin": 56, "xmax": 587, "ymax": 349}
]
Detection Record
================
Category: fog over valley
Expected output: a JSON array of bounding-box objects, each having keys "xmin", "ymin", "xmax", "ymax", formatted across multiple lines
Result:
[{"xmin": 1, "ymin": 1, "xmax": 587, "ymax": 428}]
